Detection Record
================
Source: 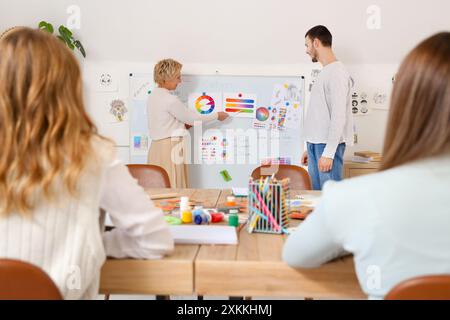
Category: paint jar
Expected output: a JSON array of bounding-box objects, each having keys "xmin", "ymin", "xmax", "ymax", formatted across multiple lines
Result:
[
  {"xmin": 210, "ymin": 212, "xmax": 224, "ymax": 223},
  {"xmin": 181, "ymin": 210, "xmax": 192, "ymax": 223},
  {"xmin": 194, "ymin": 212, "xmax": 210, "ymax": 225},
  {"xmin": 228, "ymin": 210, "xmax": 239, "ymax": 227},
  {"xmin": 192, "ymin": 206, "xmax": 204, "ymax": 217},
  {"xmin": 226, "ymin": 196, "xmax": 236, "ymax": 206},
  {"xmin": 180, "ymin": 196, "xmax": 192, "ymax": 223},
  {"xmin": 180, "ymin": 197, "xmax": 189, "ymax": 210}
]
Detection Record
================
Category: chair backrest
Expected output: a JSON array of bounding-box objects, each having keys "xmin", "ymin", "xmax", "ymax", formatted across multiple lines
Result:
[
  {"xmin": 385, "ymin": 275, "xmax": 450, "ymax": 300},
  {"xmin": 126, "ymin": 164, "xmax": 171, "ymax": 188},
  {"xmin": 251, "ymin": 164, "xmax": 312, "ymax": 190},
  {"xmin": 0, "ymin": 259, "xmax": 62, "ymax": 300}
]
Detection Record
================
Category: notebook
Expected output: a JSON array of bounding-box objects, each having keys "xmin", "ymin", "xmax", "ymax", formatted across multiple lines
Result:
[{"xmin": 169, "ymin": 225, "xmax": 238, "ymax": 245}]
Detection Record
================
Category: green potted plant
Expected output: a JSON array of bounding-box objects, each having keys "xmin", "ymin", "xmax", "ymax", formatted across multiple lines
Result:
[{"xmin": 38, "ymin": 21, "xmax": 86, "ymax": 58}]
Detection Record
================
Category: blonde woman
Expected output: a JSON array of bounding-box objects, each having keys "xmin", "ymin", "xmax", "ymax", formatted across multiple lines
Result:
[
  {"xmin": 147, "ymin": 59, "xmax": 229, "ymax": 188},
  {"xmin": 0, "ymin": 28, "xmax": 174, "ymax": 299}
]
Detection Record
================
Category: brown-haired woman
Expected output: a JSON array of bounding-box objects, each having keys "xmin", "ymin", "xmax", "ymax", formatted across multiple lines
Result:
[
  {"xmin": 0, "ymin": 28, "xmax": 173, "ymax": 299},
  {"xmin": 283, "ymin": 32, "xmax": 450, "ymax": 299}
]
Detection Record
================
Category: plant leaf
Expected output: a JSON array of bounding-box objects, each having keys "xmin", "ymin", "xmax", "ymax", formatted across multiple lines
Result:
[
  {"xmin": 73, "ymin": 40, "xmax": 86, "ymax": 58},
  {"xmin": 58, "ymin": 26, "xmax": 75, "ymax": 50},
  {"xmin": 59, "ymin": 25, "xmax": 73, "ymax": 38},
  {"xmin": 38, "ymin": 21, "xmax": 54, "ymax": 34}
]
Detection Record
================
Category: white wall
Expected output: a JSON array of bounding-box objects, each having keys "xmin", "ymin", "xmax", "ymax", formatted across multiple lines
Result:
[
  {"xmin": 2, "ymin": 0, "xmax": 449, "ymax": 63},
  {"xmin": 1, "ymin": 0, "xmax": 447, "ymax": 164},
  {"xmin": 82, "ymin": 61, "xmax": 397, "ymax": 164}
]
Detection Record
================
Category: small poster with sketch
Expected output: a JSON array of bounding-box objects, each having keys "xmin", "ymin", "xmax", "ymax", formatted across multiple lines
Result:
[
  {"xmin": 283, "ymin": 100, "xmax": 302, "ymax": 130},
  {"xmin": 352, "ymin": 92, "xmax": 371, "ymax": 116},
  {"xmin": 271, "ymin": 83, "xmax": 302, "ymax": 107},
  {"xmin": 129, "ymin": 73, "xmax": 154, "ymax": 101},
  {"xmin": 131, "ymin": 133, "xmax": 150, "ymax": 156},
  {"xmin": 109, "ymin": 99, "xmax": 128, "ymax": 123},
  {"xmin": 95, "ymin": 71, "xmax": 118, "ymax": 92}
]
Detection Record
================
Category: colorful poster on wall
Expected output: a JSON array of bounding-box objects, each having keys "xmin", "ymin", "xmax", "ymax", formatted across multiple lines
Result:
[
  {"xmin": 131, "ymin": 133, "xmax": 150, "ymax": 156},
  {"xmin": 200, "ymin": 134, "xmax": 227, "ymax": 163},
  {"xmin": 252, "ymin": 105, "xmax": 281, "ymax": 130},
  {"xmin": 271, "ymin": 83, "xmax": 302, "ymax": 106},
  {"xmin": 188, "ymin": 92, "xmax": 223, "ymax": 115},
  {"xmin": 283, "ymin": 100, "xmax": 302, "ymax": 130},
  {"xmin": 223, "ymin": 92, "xmax": 257, "ymax": 118}
]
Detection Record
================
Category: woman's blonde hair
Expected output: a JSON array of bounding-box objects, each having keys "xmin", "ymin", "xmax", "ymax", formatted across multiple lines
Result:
[
  {"xmin": 0, "ymin": 27, "xmax": 105, "ymax": 216},
  {"xmin": 153, "ymin": 58, "xmax": 182, "ymax": 86},
  {"xmin": 381, "ymin": 32, "xmax": 450, "ymax": 170}
]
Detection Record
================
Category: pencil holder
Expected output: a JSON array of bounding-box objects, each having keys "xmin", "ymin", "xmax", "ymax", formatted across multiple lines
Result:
[{"xmin": 247, "ymin": 177, "xmax": 290, "ymax": 234}]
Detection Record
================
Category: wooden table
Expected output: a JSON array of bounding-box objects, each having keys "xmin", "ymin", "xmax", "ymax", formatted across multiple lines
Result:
[{"xmin": 100, "ymin": 188, "xmax": 366, "ymax": 299}]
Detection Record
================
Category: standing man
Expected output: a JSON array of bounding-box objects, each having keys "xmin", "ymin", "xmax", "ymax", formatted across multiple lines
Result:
[{"xmin": 301, "ymin": 25, "xmax": 354, "ymax": 190}]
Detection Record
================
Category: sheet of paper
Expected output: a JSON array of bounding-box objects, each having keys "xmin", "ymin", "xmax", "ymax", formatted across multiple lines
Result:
[
  {"xmin": 232, "ymin": 187, "xmax": 249, "ymax": 197},
  {"xmin": 188, "ymin": 92, "xmax": 223, "ymax": 115},
  {"xmin": 252, "ymin": 105, "xmax": 279, "ymax": 130},
  {"xmin": 169, "ymin": 225, "xmax": 238, "ymax": 245},
  {"xmin": 223, "ymin": 92, "xmax": 257, "ymax": 118}
]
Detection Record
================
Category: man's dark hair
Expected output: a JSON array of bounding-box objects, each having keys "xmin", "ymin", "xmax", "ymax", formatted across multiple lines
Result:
[{"xmin": 305, "ymin": 25, "xmax": 332, "ymax": 47}]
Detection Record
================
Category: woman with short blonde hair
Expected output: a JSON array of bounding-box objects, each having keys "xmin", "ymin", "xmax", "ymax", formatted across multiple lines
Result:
[
  {"xmin": 0, "ymin": 28, "xmax": 173, "ymax": 299},
  {"xmin": 147, "ymin": 58, "xmax": 229, "ymax": 188}
]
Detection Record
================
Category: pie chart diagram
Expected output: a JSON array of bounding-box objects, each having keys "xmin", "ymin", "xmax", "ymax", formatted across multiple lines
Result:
[
  {"xmin": 195, "ymin": 95, "xmax": 215, "ymax": 114},
  {"xmin": 256, "ymin": 107, "xmax": 270, "ymax": 121}
]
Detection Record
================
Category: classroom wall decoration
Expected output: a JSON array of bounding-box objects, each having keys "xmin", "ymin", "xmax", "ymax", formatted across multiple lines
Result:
[
  {"xmin": 351, "ymin": 92, "xmax": 371, "ymax": 116},
  {"xmin": 223, "ymin": 92, "xmax": 257, "ymax": 118},
  {"xmin": 129, "ymin": 73, "xmax": 154, "ymax": 163},
  {"xmin": 109, "ymin": 99, "xmax": 128, "ymax": 122},
  {"xmin": 96, "ymin": 71, "xmax": 118, "ymax": 92},
  {"xmin": 130, "ymin": 73, "xmax": 154, "ymax": 101},
  {"xmin": 188, "ymin": 92, "xmax": 222, "ymax": 115},
  {"xmin": 131, "ymin": 133, "xmax": 150, "ymax": 156},
  {"xmin": 309, "ymin": 69, "xmax": 321, "ymax": 92},
  {"xmin": 129, "ymin": 73, "xmax": 305, "ymax": 188}
]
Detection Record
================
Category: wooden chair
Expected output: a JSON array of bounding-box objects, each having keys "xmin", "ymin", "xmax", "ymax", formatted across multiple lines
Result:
[
  {"xmin": 251, "ymin": 164, "xmax": 312, "ymax": 190},
  {"xmin": 385, "ymin": 275, "xmax": 450, "ymax": 300},
  {"xmin": 126, "ymin": 164, "xmax": 171, "ymax": 188},
  {"xmin": 105, "ymin": 164, "xmax": 171, "ymax": 300},
  {"xmin": 0, "ymin": 259, "xmax": 62, "ymax": 300}
]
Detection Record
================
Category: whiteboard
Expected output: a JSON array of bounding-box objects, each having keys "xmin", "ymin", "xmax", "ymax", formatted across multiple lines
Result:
[{"xmin": 129, "ymin": 74, "xmax": 306, "ymax": 188}]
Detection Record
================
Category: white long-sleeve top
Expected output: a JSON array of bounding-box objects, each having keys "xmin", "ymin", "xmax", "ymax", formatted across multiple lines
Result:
[
  {"xmin": 283, "ymin": 155, "xmax": 450, "ymax": 299},
  {"xmin": 147, "ymin": 87, "xmax": 218, "ymax": 140},
  {"xmin": 0, "ymin": 137, "xmax": 174, "ymax": 299},
  {"xmin": 303, "ymin": 61, "xmax": 354, "ymax": 159}
]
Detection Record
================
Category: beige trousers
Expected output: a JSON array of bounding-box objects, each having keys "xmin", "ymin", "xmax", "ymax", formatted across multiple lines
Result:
[{"xmin": 147, "ymin": 137, "xmax": 188, "ymax": 188}]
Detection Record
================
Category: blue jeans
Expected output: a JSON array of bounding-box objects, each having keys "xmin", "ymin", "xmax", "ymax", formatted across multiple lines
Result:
[{"xmin": 307, "ymin": 142, "xmax": 346, "ymax": 190}]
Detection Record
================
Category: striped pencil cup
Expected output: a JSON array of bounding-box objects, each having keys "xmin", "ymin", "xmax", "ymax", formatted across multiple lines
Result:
[{"xmin": 246, "ymin": 177, "xmax": 290, "ymax": 234}]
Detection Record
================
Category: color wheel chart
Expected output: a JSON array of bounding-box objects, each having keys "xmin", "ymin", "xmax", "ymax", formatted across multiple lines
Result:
[
  {"xmin": 188, "ymin": 92, "xmax": 222, "ymax": 115},
  {"xmin": 223, "ymin": 93, "xmax": 256, "ymax": 118},
  {"xmin": 255, "ymin": 107, "xmax": 270, "ymax": 121},
  {"xmin": 195, "ymin": 93, "xmax": 215, "ymax": 114}
]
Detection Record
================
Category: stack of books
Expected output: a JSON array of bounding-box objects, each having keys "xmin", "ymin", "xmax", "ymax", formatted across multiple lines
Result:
[{"xmin": 352, "ymin": 151, "xmax": 382, "ymax": 163}]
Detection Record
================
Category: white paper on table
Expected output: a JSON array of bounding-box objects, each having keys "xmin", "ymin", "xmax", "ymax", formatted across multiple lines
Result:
[{"xmin": 169, "ymin": 225, "xmax": 238, "ymax": 245}]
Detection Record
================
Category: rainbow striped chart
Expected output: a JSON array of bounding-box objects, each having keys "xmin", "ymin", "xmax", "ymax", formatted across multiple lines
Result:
[
  {"xmin": 188, "ymin": 92, "xmax": 222, "ymax": 115},
  {"xmin": 223, "ymin": 93, "xmax": 257, "ymax": 118}
]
